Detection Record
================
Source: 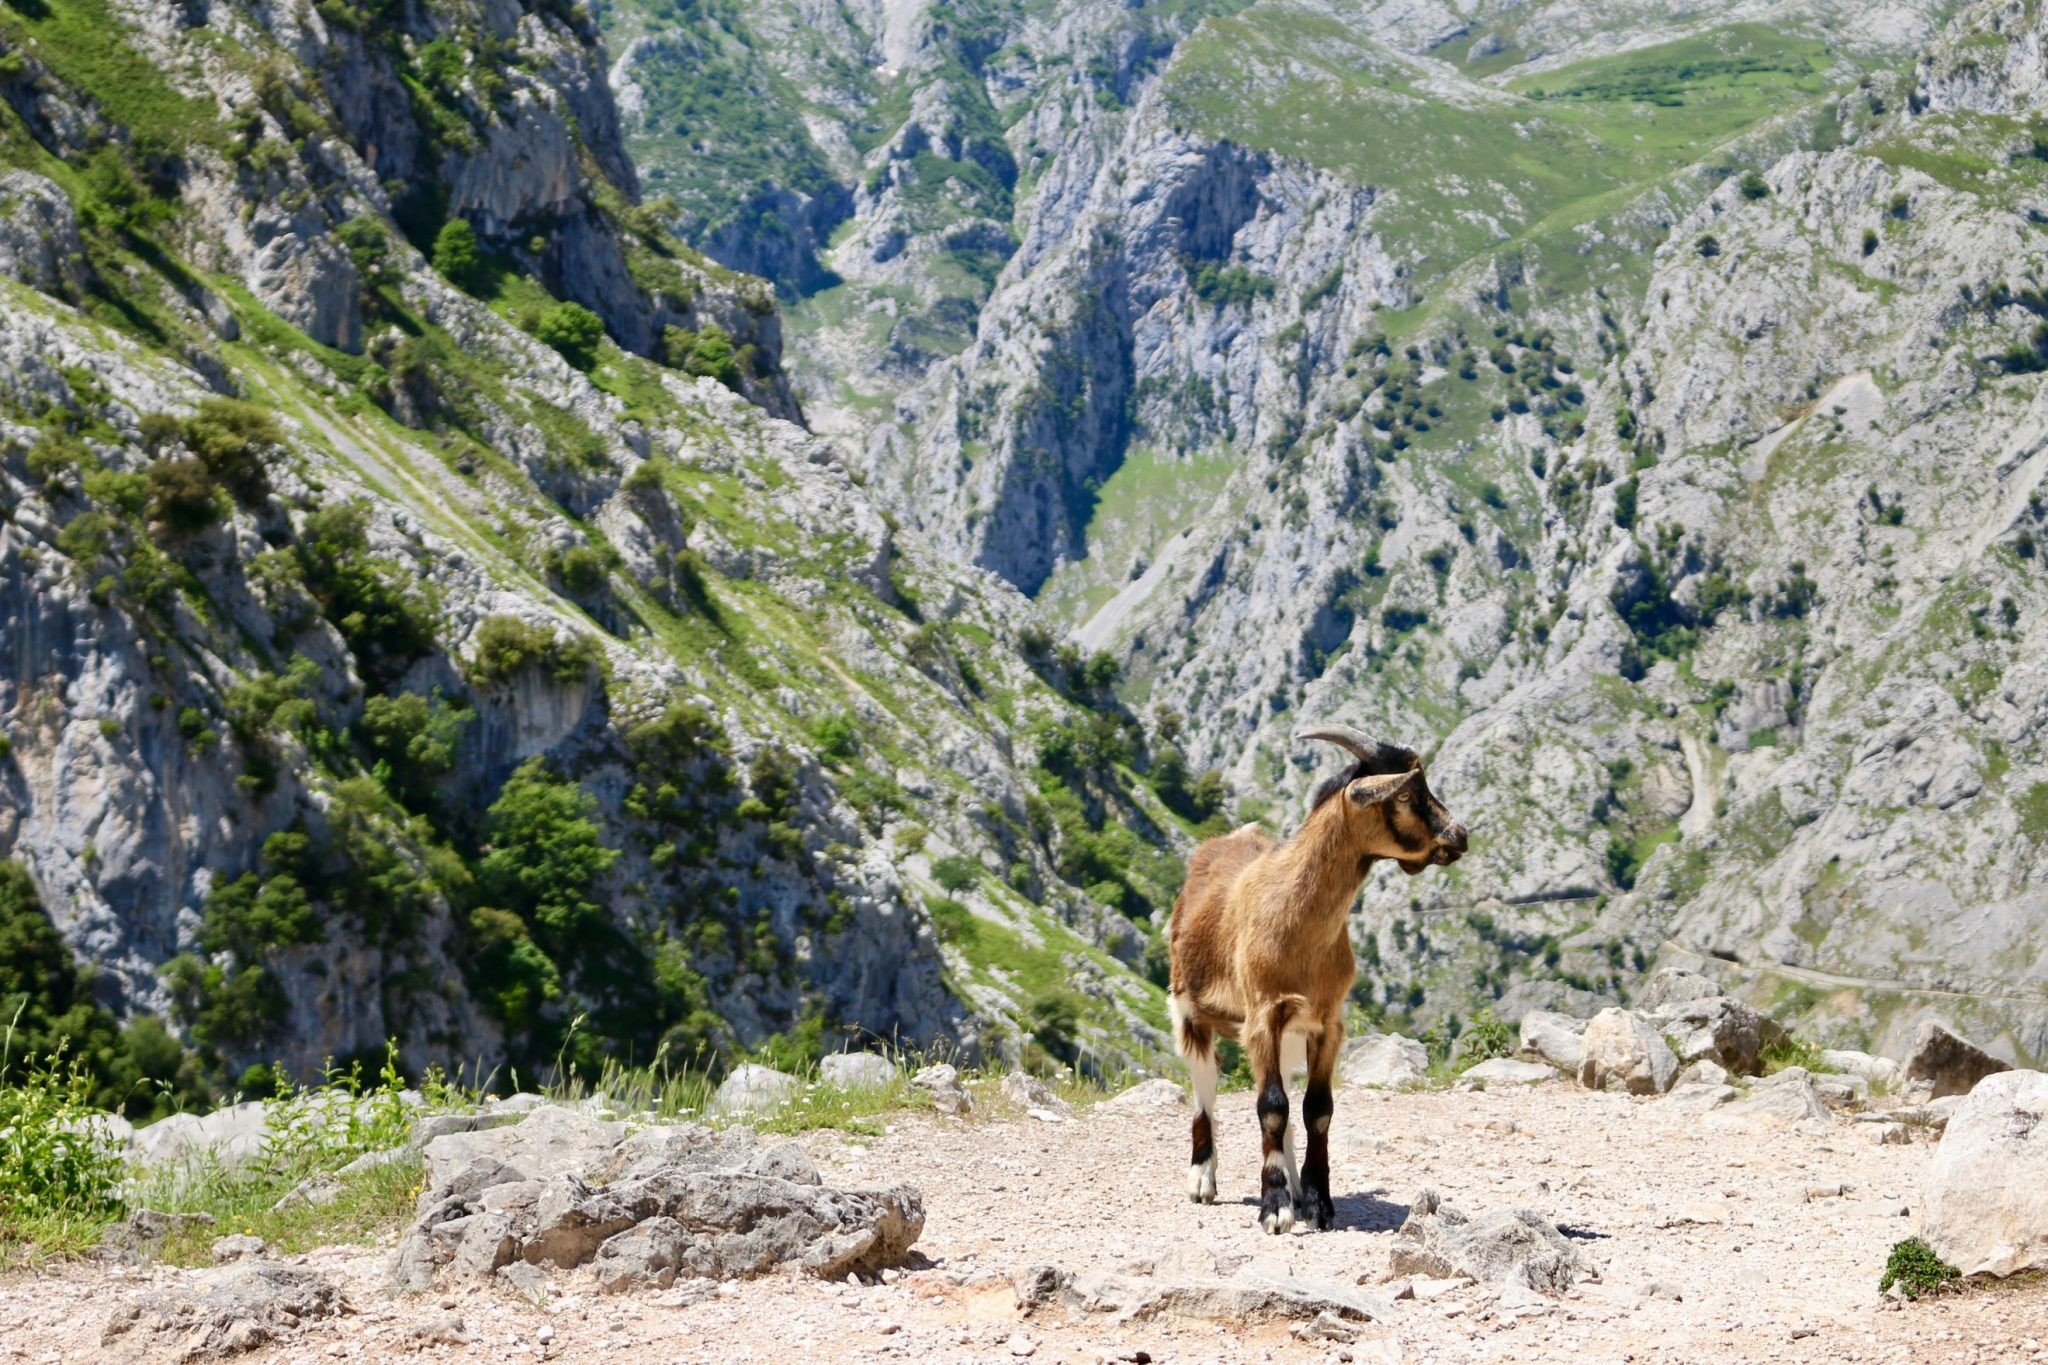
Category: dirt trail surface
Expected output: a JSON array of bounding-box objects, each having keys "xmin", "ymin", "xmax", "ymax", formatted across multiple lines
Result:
[{"xmin": 6, "ymin": 1083, "xmax": 2046, "ymax": 1364}]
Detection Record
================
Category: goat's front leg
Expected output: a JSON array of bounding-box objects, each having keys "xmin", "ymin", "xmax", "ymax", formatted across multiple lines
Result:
[
  {"xmin": 1245, "ymin": 1014, "xmax": 1295, "ymax": 1235},
  {"xmin": 1296, "ymin": 1022, "xmax": 1340, "ymax": 1231}
]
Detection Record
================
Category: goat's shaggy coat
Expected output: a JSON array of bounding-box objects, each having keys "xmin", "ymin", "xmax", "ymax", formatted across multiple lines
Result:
[{"xmin": 1167, "ymin": 727, "xmax": 1466, "ymax": 1233}]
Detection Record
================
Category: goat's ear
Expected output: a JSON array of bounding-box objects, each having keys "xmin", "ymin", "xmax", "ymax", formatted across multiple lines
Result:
[{"xmin": 1345, "ymin": 770, "xmax": 1416, "ymax": 807}]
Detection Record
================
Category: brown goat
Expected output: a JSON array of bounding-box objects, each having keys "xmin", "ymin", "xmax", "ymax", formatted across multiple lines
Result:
[{"xmin": 1167, "ymin": 725, "xmax": 1467, "ymax": 1233}]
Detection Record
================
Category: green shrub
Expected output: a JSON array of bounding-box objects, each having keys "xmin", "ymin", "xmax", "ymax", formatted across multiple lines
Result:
[
  {"xmin": 1189, "ymin": 261, "xmax": 1275, "ymax": 307},
  {"xmin": 2, "ymin": 861, "xmax": 190, "ymax": 1114},
  {"xmin": 294, "ymin": 501, "xmax": 437, "ymax": 690},
  {"xmin": 1879, "ymin": 1238, "xmax": 1960, "ymax": 1299},
  {"xmin": 355, "ymin": 691, "xmax": 470, "ymax": 811},
  {"xmin": 0, "ymin": 1046, "xmax": 126, "ymax": 1236},
  {"xmin": 467, "ymin": 614, "xmax": 603, "ymax": 686},
  {"xmin": 810, "ymin": 713, "xmax": 859, "ymax": 763},
  {"xmin": 182, "ymin": 399, "xmax": 284, "ymax": 503},
  {"xmin": 25, "ymin": 432, "xmax": 86, "ymax": 484},
  {"xmin": 550, "ymin": 544, "xmax": 609, "ymax": 597},
  {"xmin": 661, "ymin": 324, "xmax": 746, "ymax": 390},
  {"xmin": 930, "ymin": 855, "xmax": 981, "ymax": 893},
  {"xmin": 1760, "ymin": 1030, "xmax": 1830, "ymax": 1074},
  {"xmin": 536, "ymin": 303, "xmax": 606, "ymax": 371},
  {"xmin": 145, "ymin": 458, "xmax": 219, "ymax": 530},
  {"xmin": 430, "ymin": 218, "xmax": 484, "ymax": 291},
  {"xmin": 477, "ymin": 758, "xmax": 617, "ymax": 958},
  {"xmin": 1739, "ymin": 170, "xmax": 1770, "ymax": 200},
  {"xmin": 1455, "ymin": 1008, "xmax": 1514, "ymax": 1069},
  {"xmin": 335, "ymin": 215, "xmax": 396, "ymax": 290}
]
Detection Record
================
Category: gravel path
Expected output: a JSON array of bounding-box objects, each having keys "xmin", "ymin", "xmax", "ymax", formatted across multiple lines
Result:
[{"xmin": 5, "ymin": 1082, "xmax": 2044, "ymax": 1363}]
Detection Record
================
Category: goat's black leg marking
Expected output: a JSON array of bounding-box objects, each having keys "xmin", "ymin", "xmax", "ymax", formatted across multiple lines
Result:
[
  {"xmin": 1297, "ymin": 1079, "xmax": 1336, "ymax": 1231},
  {"xmin": 1256, "ymin": 1075, "xmax": 1294, "ymax": 1234},
  {"xmin": 1190, "ymin": 1108, "xmax": 1215, "ymax": 1198}
]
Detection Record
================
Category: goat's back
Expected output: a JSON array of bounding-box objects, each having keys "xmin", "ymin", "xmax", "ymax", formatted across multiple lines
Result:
[{"xmin": 1167, "ymin": 824, "xmax": 1274, "ymax": 1001}]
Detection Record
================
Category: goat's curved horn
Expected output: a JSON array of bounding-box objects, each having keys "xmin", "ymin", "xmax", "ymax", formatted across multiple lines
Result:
[{"xmin": 1294, "ymin": 725, "xmax": 1414, "ymax": 772}]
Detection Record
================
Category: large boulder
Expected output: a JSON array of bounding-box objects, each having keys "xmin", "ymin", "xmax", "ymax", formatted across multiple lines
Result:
[
  {"xmin": 132, "ymin": 1101, "xmax": 270, "ymax": 1169},
  {"xmin": 1916, "ymin": 1070, "xmax": 2048, "ymax": 1278},
  {"xmin": 1457, "ymin": 1058, "xmax": 1557, "ymax": 1089},
  {"xmin": 1098, "ymin": 1078, "xmax": 1187, "ymax": 1115},
  {"xmin": 1821, "ymin": 1049, "xmax": 1903, "ymax": 1092},
  {"xmin": 1575, "ymin": 1009, "xmax": 1678, "ymax": 1095},
  {"xmin": 418, "ymin": 1105, "xmax": 626, "ymax": 1197},
  {"xmin": 1388, "ymin": 1189, "xmax": 1594, "ymax": 1294},
  {"xmin": 819, "ymin": 1053, "xmax": 896, "ymax": 1091},
  {"xmin": 1649, "ymin": 995, "xmax": 1767, "ymax": 1076},
  {"xmin": 708, "ymin": 1064, "xmax": 802, "ymax": 1118},
  {"xmin": 1660, "ymin": 1082, "xmax": 1738, "ymax": 1113},
  {"xmin": 1633, "ymin": 968, "xmax": 1725, "ymax": 1012},
  {"xmin": 1518, "ymin": 1011, "xmax": 1587, "ymax": 1074},
  {"xmin": 389, "ymin": 1106, "xmax": 923, "ymax": 1292},
  {"xmin": 1340, "ymin": 1034, "xmax": 1429, "ymax": 1089},
  {"xmin": 1712, "ymin": 1072, "xmax": 1830, "ymax": 1125},
  {"xmin": 1901, "ymin": 1021, "xmax": 2011, "ymax": 1100}
]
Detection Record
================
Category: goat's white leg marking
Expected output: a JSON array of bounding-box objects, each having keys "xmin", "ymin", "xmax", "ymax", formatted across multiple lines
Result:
[
  {"xmin": 1281, "ymin": 1114, "xmax": 1302, "ymax": 1202},
  {"xmin": 1186, "ymin": 1045, "xmax": 1219, "ymax": 1203},
  {"xmin": 1259, "ymin": 1139, "xmax": 1296, "ymax": 1234},
  {"xmin": 1175, "ymin": 993, "xmax": 1219, "ymax": 1204}
]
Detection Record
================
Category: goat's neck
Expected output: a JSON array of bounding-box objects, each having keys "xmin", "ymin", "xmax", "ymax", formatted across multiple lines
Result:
[{"xmin": 1272, "ymin": 797, "xmax": 1383, "ymax": 934}]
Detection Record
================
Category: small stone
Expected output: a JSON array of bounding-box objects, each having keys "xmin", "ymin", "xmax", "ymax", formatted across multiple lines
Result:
[{"xmin": 210, "ymin": 1234, "xmax": 271, "ymax": 1263}]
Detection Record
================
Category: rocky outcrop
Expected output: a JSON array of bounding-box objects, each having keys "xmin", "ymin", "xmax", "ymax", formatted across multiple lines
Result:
[
  {"xmin": 1902, "ymin": 1021, "xmax": 2013, "ymax": 1100},
  {"xmin": 392, "ymin": 1106, "xmax": 923, "ymax": 1291},
  {"xmin": 1916, "ymin": 1069, "xmax": 2048, "ymax": 1277},
  {"xmin": 1389, "ymin": 1189, "xmax": 1595, "ymax": 1295},
  {"xmin": 0, "ymin": 171, "xmax": 91, "ymax": 297},
  {"xmin": 103, "ymin": 1261, "xmax": 349, "ymax": 1359},
  {"xmin": 1341, "ymin": 1033, "xmax": 1430, "ymax": 1089},
  {"xmin": 1575, "ymin": 1010, "xmax": 1678, "ymax": 1096},
  {"xmin": 1649, "ymin": 995, "xmax": 1769, "ymax": 1077},
  {"xmin": 1519, "ymin": 1011, "xmax": 1587, "ymax": 1075}
]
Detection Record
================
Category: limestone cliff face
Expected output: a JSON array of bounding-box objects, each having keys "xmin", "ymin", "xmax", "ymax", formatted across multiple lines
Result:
[
  {"xmin": 0, "ymin": 0, "xmax": 1169, "ymax": 1084},
  {"xmin": 605, "ymin": 0, "xmax": 2048, "ymax": 1063}
]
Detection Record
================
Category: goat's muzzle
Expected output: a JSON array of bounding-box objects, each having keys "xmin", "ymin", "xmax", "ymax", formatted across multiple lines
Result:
[{"xmin": 1433, "ymin": 824, "xmax": 1469, "ymax": 865}]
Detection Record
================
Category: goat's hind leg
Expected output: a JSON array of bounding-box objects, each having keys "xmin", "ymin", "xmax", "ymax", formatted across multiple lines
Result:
[{"xmin": 1172, "ymin": 996, "xmax": 1219, "ymax": 1204}]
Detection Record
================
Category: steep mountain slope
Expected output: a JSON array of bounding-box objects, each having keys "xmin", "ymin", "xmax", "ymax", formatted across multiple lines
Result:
[
  {"xmin": 0, "ymin": 0, "xmax": 1183, "ymax": 1101},
  {"xmin": 602, "ymin": 0, "xmax": 2048, "ymax": 1065}
]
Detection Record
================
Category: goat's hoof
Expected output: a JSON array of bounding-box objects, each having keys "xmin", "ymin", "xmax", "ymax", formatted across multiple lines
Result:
[
  {"xmin": 1186, "ymin": 1163, "xmax": 1217, "ymax": 1203},
  {"xmin": 1296, "ymin": 1187, "xmax": 1335, "ymax": 1232},
  {"xmin": 1258, "ymin": 1192, "xmax": 1295, "ymax": 1235}
]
